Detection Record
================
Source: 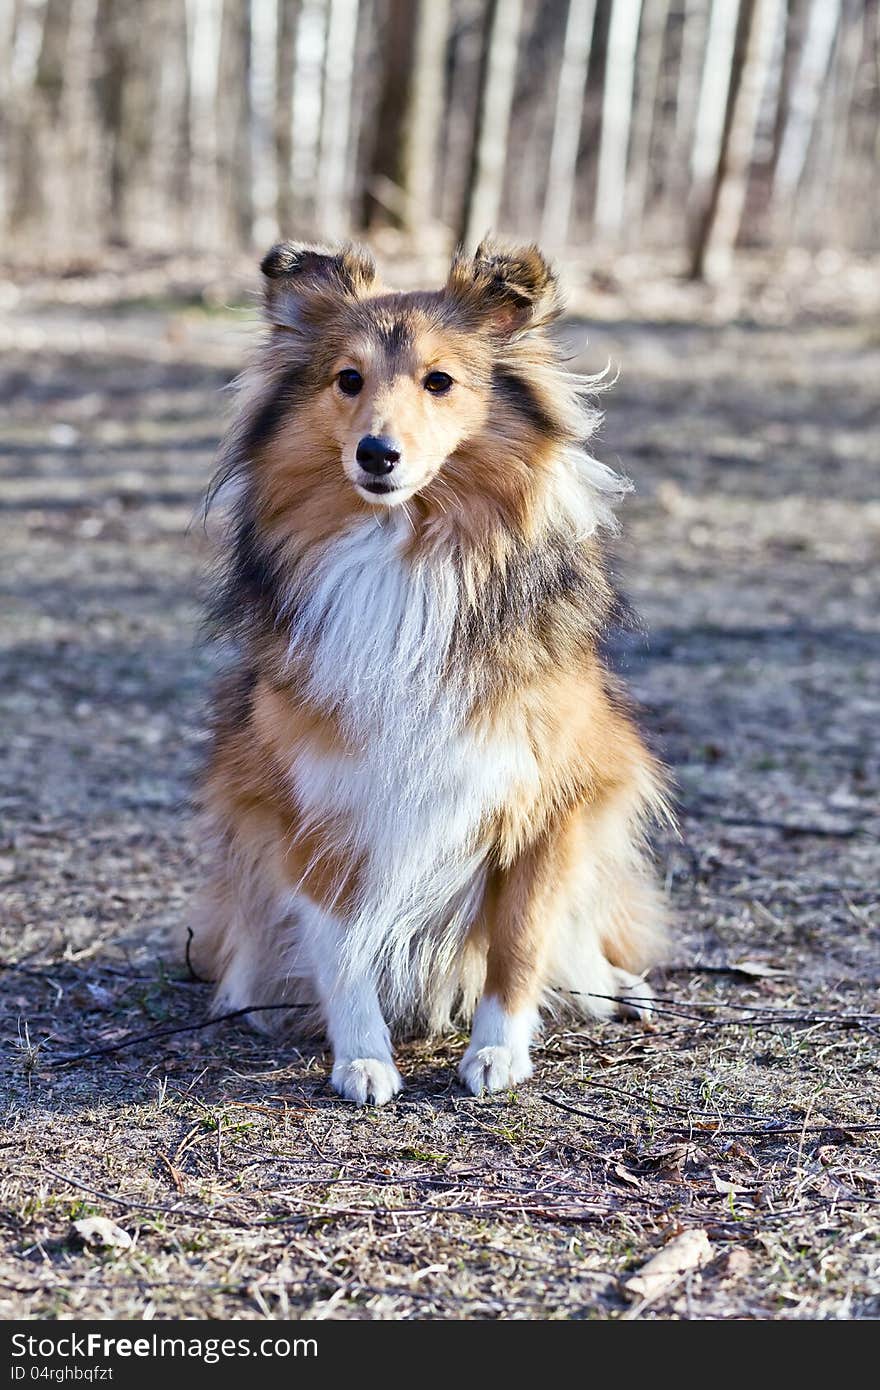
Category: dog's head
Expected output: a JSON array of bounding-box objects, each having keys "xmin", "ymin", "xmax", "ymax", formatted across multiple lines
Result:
[{"xmin": 255, "ymin": 239, "xmax": 569, "ymax": 512}]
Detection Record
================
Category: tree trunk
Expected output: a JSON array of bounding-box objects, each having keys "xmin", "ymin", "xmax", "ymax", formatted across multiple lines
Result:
[
  {"xmin": 836, "ymin": 0, "xmax": 878, "ymax": 251},
  {"xmin": 186, "ymin": 0, "xmax": 223, "ymax": 247},
  {"xmin": 6, "ymin": 0, "xmax": 55, "ymax": 236},
  {"xmin": 439, "ymin": 0, "xmax": 484, "ymax": 233},
  {"xmin": 594, "ymin": 0, "xmax": 643, "ymax": 239},
  {"xmin": 768, "ymin": 0, "xmax": 799, "ymax": 181},
  {"xmin": 362, "ymin": 0, "xmax": 418, "ymax": 229},
  {"xmin": 459, "ymin": 0, "xmax": 524, "ymax": 248},
  {"xmin": 797, "ymin": 0, "xmax": 861, "ymax": 247},
  {"xmin": 149, "ymin": 0, "xmax": 193, "ymax": 246},
  {"xmin": 540, "ymin": 0, "xmax": 597, "ymax": 248},
  {"xmin": 290, "ymin": 0, "xmax": 328, "ymax": 235},
  {"xmin": 400, "ymin": 0, "xmax": 450, "ymax": 236},
  {"xmin": 94, "ymin": 0, "xmax": 128, "ymax": 241},
  {"xmin": 61, "ymin": 0, "xmax": 100, "ymax": 248},
  {"xmin": 250, "ymin": 0, "xmax": 280, "ymax": 247},
  {"xmin": 663, "ymin": 0, "xmax": 710, "ymax": 237},
  {"xmin": 346, "ymin": 0, "xmax": 379, "ymax": 234},
  {"xmin": 316, "ymin": 0, "xmax": 360, "ymax": 239},
  {"xmin": 690, "ymin": 0, "xmax": 741, "ymax": 193},
  {"xmin": 275, "ymin": 0, "xmax": 299, "ymax": 235},
  {"xmin": 697, "ymin": 0, "xmax": 783, "ymax": 277},
  {"xmin": 688, "ymin": 0, "xmax": 763, "ymax": 280},
  {"xmin": 773, "ymin": 0, "xmax": 842, "ymax": 203},
  {"xmin": 625, "ymin": 0, "xmax": 671, "ymax": 240},
  {"xmin": 217, "ymin": 0, "xmax": 253, "ymax": 248}
]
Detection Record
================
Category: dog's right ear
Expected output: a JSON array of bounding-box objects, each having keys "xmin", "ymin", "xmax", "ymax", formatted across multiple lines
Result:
[
  {"xmin": 260, "ymin": 242, "xmax": 377, "ymax": 329},
  {"xmin": 445, "ymin": 239, "xmax": 562, "ymax": 337}
]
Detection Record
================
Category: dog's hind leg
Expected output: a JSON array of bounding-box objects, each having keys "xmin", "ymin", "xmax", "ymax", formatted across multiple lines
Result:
[
  {"xmin": 187, "ymin": 813, "xmax": 315, "ymax": 1031},
  {"xmin": 545, "ymin": 790, "xmax": 668, "ymax": 1023}
]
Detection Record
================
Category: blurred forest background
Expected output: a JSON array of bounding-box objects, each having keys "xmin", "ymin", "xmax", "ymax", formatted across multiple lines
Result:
[{"xmin": 2, "ymin": 0, "xmax": 878, "ymax": 279}]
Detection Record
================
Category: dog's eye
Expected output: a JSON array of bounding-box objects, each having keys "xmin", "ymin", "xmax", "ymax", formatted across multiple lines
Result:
[
  {"xmin": 424, "ymin": 371, "xmax": 453, "ymax": 395},
  {"xmin": 337, "ymin": 369, "xmax": 363, "ymax": 396}
]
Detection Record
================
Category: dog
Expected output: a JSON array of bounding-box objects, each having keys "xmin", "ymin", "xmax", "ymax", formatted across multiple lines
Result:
[{"xmin": 189, "ymin": 238, "xmax": 670, "ymax": 1104}]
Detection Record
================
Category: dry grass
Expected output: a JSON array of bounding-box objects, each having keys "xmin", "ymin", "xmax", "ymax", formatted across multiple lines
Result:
[{"xmin": 1, "ymin": 253, "xmax": 878, "ymax": 1319}]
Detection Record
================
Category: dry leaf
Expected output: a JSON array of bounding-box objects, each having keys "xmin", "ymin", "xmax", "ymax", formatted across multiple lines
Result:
[
  {"xmin": 624, "ymin": 1229, "xmax": 713, "ymax": 1300},
  {"xmin": 724, "ymin": 1141, "xmax": 760, "ymax": 1168},
  {"xmin": 641, "ymin": 1144, "xmax": 693, "ymax": 1176},
  {"xmin": 72, "ymin": 1216, "xmax": 132, "ymax": 1250},
  {"xmin": 731, "ymin": 959, "xmax": 787, "ymax": 979},
  {"xmin": 711, "ymin": 1172, "xmax": 752, "ymax": 1194},
  {"xmin": 613, "ymin": 1164, "xmax": 644, "ymax": 1189}
]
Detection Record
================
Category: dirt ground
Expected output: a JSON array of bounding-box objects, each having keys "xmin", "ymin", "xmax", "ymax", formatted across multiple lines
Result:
[{"xmin": 1, "ymin": 252, "xmax": 879, "ymax": 1320}]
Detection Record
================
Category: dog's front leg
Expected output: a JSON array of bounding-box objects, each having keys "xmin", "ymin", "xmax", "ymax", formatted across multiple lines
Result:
[
  {"xmin": 460, "ymin": 818, "xmax": 573, "ymax": 1096},
  {"xmin": 301, "ymin": 899, "xmax": 402, "ymax": 1106}
]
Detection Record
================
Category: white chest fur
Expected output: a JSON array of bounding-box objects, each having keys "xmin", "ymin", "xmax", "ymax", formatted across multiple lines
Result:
[{"xmin": 284, "ymin": 516, "xmax": 540, "ymax": 1006}]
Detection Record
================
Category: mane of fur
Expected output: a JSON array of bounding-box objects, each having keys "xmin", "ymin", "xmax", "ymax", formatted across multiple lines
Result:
[{"xmin": 192, "ymin": 244, "xmax": 670, "ymax": 1038}]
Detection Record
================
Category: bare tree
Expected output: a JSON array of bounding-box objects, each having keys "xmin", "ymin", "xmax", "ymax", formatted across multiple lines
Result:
[
  {"xmin": 94, "ymin": 0, "xmax": 129, "ymax": 240},
  {"xmin": 837, "ymin": 0, "xmax": 880, "ymax": 249},
  {"xmin": 149, "ymin": 0, "xmax": 193, "ymax": 246},
  {"xmin": 688, "ymin": 0, "xmax": 759, "ymax": 279},
  {"xmin": 795, "ymin": 0, "xmax": 863, "ymax": 246},
  {"xmin": 362, "ymin": 0, "xmax": 417, "ymax": 228},
  {"xmin": 5, "ymin": 0, "xmax": 59, "ymax": 236},
  {"xmin": 594, "ymin": 0, "xmax": 643, "ymax": 239},
  {"xmin": 695, "ymin": 0, "xmax": 784, "ymax": 278},
  {"xmin": 60, "ymin": 0, "xmax": 101, "ymax": 247},
  {"xmin": 767, "ymin": 0, "xmax": 799, "ymax": 179},
  {"xmin": 400, "ymin": 0, "xmax": 450, "ymax": 236},
  {"xmin": 690, "ymin": 0, "xmax": 742, "ymax": 195},
  {"xmin": 773, "ymin": 0, "xmax": 843, "ymax": 205},
  {"xmin": 216, "ymin": 0, "xmax": 253, "ymax": 247},
  {"xmin": 1, "ymin": 0, "xmax": 875, "ymax": 263},
  {"xmin": 316, "ymin": 0, "xmax": 360, "ymax": 238},
  {"xmin": 250, "ymin": 0, "xmax": 279, "ymax": 246},
  {"xmin": 439, "ymin": 0, "xmax": 484, "ymax": 233},
  {"xmin": 459, "ymin": 0, "xmax": 524, "ymax": 249},
  {"xmin": 186, "ymin": 0, "xmax": 223, "ymax": 247},
  {"xmin": 625, "ymin": 0, "xmax": 671, "ymax": 239},
  {"xmin": 274, "ymin": 0, "xmax": 299, "ymax": 236},
  {"xmin": 663, "ymin": 0, "xmax": 711, "ymax": 235},
  {"xmin": 290, "ymin": 0, "xmax": 327, "ymax": 233},
  {"xmin": 541, "ymin": 0, "xmax": 598, "ymax": 249}
]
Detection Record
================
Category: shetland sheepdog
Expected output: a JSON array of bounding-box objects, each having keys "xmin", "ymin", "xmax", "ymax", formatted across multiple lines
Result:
[{"xmin": 189, "ymin": 238, "xmax": 670, "ymax": 1105}]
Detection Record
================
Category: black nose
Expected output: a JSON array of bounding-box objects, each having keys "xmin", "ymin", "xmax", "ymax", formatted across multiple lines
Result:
[{"xmin": 356, "ymin": 435, "xmax": 401, "ymax": 476}]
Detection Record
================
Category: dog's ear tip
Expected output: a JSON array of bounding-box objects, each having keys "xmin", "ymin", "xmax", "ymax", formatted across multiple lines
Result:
[
  {"xmin": 455, "ymin": 237, "xmax": 558, "ymax": 289},
  {"xmin": 260, "ymin": 241, "xmax": 304, "ymax": 279},
  {"xmin": 446, "ymin": 237, "xmax": 562, "ymax": 332},
  {"xmin": 338, "ymin": 242, "xmax": 377, "ymax": 278},
  {"xmin": 260, "ymin": 241, "xmax": 377, "ymax": 322}
]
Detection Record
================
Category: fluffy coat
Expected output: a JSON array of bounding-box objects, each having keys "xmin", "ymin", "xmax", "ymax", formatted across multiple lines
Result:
[{"xmin": 189, "ymin": 239, "xmax": 670, "ymax": 1103}]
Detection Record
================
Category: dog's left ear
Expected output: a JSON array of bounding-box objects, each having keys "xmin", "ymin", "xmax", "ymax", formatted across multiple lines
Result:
[
  {"xmin": 445, "ymin": 239, "xmax": 562, "ymax": 336},
  {"xmin": 261, "ymin": 241, "xmax": 377, "ymax": 328}
]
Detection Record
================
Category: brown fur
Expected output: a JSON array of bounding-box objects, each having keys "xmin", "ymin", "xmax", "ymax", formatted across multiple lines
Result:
[{"xmin": 191, "ymin": 238, "xmax": 671, "ymax": 1097}]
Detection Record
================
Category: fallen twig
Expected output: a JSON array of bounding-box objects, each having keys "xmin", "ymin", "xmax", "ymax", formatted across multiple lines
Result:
[
  {"xmin": 538, "ymin": 1095, "xmax": 624, "ymax": 1127},
  {"xmin": 580, "ymin": 991, "xmax": 880, "ymax": 1029},
  {"xmin": 541, "ymin": 1092, "xmax": 880, "ymax": 1142},
  {"xmin": 43, "ymin": 1003, "xmax": 308, "ymax": 1068}
]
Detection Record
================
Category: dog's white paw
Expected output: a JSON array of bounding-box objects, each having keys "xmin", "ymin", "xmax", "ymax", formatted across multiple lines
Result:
[
  {"xmin": 613, "ymin": 969, "xmax": 655, "ymax": 1022},
  {"xmin": 331, "ymin": 1057, "xmax": 403, "ymax": 1106},
  {"xmin": 459, "ymin": 1044, "xmax": 533, "ymax": 1096}
]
